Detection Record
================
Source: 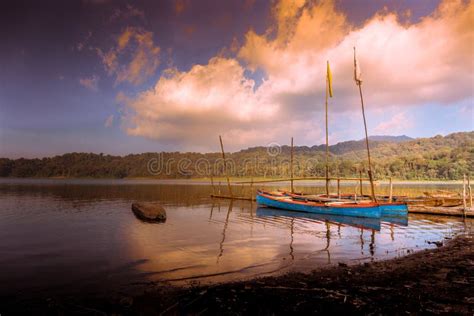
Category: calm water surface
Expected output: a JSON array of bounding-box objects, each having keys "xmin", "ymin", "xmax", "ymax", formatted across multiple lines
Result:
[{"xmin": 0, "ymin": 179, "xmax": 472, "ymax": 295}]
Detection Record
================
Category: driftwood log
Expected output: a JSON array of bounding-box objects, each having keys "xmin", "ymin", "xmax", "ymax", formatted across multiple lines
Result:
[
  {"xmin": 408, "ymin": 205, "xmax": 474, "ymax": 217},
  {"xmin": 131, "ymin": 202, "xmax": 167, "ymax": 222}
]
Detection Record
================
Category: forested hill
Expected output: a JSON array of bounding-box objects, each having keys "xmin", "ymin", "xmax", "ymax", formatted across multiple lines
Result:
[{"xmin": 0, "ymin": 131, "xmax": 472, "ymax": 180}]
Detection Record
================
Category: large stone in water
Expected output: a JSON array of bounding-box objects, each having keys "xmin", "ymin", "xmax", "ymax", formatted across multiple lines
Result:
[{"xmin": 131, "ymin": 202, "xmax": 166, "ymax": 222}]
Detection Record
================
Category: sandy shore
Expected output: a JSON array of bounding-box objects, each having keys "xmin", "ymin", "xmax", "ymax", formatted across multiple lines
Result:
[{"xmin": 1, "ymin": 233, "xmax": 472, "ymax": 315}]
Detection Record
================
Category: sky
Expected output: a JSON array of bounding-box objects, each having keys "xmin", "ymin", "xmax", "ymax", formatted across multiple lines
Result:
[{"xmin": 0, "ymin": 0, "xmax": 472, "ymax": 158}]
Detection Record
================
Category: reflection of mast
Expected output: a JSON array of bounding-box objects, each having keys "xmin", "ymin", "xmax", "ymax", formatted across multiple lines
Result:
[
  {"xmin": 217, "ymin": 201, "xmax": 233, "ymax": 262},
  {"xmin": 390, "ymin": 223, "xmax": 394, "ymax": 241},
  {"xmin": 306, "ymin": 220, "xmax": 332, "ymax": 263},
  {"xmin": 289, "ymin": 218, "xmax": 294, "ymax": 260},
  {"xmin": 369, "ymin": 229, "xmax": 375, "ymax": 257},
  {"xmin": 209, "ymin": 202, "xmax": 215, "ymax": 220},
  {"xmin": 324, "ymin": 220, "xmax": 331, "ymax": 264},
  {"xmin": 360, "ymin": 228, "xmax": 364, "ymax": 254}
]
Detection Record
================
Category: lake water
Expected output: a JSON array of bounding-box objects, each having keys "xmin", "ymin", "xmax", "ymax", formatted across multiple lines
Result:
[{"xmin": 0, "ymin": 179, "xmax": 472, "ymax": 296}]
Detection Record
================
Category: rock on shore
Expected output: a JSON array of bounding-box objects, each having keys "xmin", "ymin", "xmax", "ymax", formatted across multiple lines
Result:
[{"xmin": 131, "ymin": 202, "xmax": 166, "ymax": 222}]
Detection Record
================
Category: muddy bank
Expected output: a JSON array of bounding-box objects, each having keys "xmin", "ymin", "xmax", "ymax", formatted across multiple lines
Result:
[{"xmin": 2, "ymin": 234, "xmax": 473, "ymax": 315}]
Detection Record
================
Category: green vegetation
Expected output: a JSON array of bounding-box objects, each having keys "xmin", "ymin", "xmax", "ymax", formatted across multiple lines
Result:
[{"xmin": 0, "ymin": 132, "xmax": 472, "ymax": 180}]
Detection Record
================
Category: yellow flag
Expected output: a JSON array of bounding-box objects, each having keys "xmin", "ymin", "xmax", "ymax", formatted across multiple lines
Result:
[{"xmin": 327, "ymin": 61, "xmax": 333, "ymax": 98}]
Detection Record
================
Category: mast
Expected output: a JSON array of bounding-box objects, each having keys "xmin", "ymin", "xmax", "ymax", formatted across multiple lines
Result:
[
  {"xmin": 325, "ymin": 61, "xmax": 330, "ymax": 196},
  {"xmin": 354, "ymin": 47, "xmax": 377, "ymax": 202}
]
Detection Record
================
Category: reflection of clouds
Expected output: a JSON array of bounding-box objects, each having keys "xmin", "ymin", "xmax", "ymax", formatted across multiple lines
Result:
[
  {"xmin": 124, "ymin": 202, "xmax": 472, "ymax": 284},
  {"xmin": 3, "ymin": 183, "xmax": 472, "ymax": 291},
  {"xmin": 125, "ymin": 204, "xmax": 286, "ymax": 283}
]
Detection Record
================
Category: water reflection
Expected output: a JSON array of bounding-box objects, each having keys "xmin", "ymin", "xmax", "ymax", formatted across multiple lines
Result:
[
  {"xmin": 256, "ymin": 207, "xmax": 411, "ymax": 263},
  {"xmin": 217, "ymin": 201, "xmax": 233, "ymax": 262},
  {"xmin": 0, "ymin": 179, "xmax": 472, "ymax": 295},
  {"xmin": 256, "ymin": 207, "xmax": 382, "ymax": 231}
]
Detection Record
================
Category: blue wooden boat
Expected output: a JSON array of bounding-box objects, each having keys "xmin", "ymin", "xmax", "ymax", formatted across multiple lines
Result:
[
  {"xmin": 256, "ymin": 190, "xmax": 381, "ymax": 219},
  {"xmin": 379, "ymin": 203, "xmax": 408, "ymax": 216},
  {"xmin": 256, "ymin": 207, "xmax": 381, "ymax": 230},
  {"xmin": 277, "ymin": 190, "xmax": 408, "ymax": 217}
]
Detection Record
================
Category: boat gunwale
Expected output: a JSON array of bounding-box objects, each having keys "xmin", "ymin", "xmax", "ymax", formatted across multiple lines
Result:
[
  {"xmin": 278, "ymin": 190, "xmax": 408, "ymax": 207},
  {"xmin": 257, "ymin": 190, "xmax": 380, "ymax": 209}
]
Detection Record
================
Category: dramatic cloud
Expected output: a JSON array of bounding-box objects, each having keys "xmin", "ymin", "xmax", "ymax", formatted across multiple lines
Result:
[
  {"xmin": 122, "ymin": 0, "xmax": 473, "ymax": 150},
  {"xmin": 123, "ymin": 57, "xmax": 284, "ymax": 149},
  {"xmin": 99, "ymin": 27, "xmax": 160, "ymax": 85},
  {"xmin": 79, "ymin": 75, "xmax": 99, "ymax": 91}
]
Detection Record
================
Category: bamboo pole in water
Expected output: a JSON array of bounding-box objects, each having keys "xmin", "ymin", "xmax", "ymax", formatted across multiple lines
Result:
[
  {"xmin": 463, "ymin": 174, "xmax": 467, "ymax": 216},
  {"xmin": 219, "ymin": 135, "xmax": 233, "ymax": 198},
  {"xmin": 290, "ymin": 137, "xmax": 294, "ymax": 193},
  {"xmin": 337, "ymin": 178, "xmax": 341, "ymax": 199},
  {"xmin": 210, "ymin": 176, "xmax": 215, "ymax": 195},
  {"xmin": 354, "ymin": 47, "xmax": 377, "ymax": 202},
  {"xmin": 234, "ymin": 176, "xmax": 370, "ymax": 184},
  {"xmin": 389, "ymin": 177, "xmax": 393, "ymax": 203},
  {"xmin": 468, "ymin": 176, "xmax": 472, "ymax": 208}
]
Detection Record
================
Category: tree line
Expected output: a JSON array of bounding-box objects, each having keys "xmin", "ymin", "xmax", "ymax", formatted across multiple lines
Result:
[{"xmin": 0, "ymin": 131, "xmax": 472, "ymax": 180}]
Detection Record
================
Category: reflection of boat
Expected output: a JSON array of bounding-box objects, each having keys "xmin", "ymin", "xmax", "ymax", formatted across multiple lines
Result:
[
  {"xmin": 257, "ymin": 190, "xmax": 381, "ymax": 219},
  {"xmin": 380, "ymin": 214, "xmax": 408, "ymax": 226},
  {"xmin": 256, "ymin": 207, "xmax": 381, "ymax": 231}
]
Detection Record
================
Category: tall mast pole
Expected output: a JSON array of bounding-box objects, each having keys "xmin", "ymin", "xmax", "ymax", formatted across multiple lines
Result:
[
  {"xmin": 325, "ymin": 63, "xmax": 330, "ymax": 196},
  {"xmin": 354, "ymin": 47, "xmax": 376, "ymax": 202}
]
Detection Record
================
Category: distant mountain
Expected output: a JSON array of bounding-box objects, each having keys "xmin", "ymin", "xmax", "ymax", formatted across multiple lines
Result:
[
  {"xmin": 368, "ymin": 135, "xmax": 413, "ymax": 142},
  {"xmin": 240, "ymin": 135, "xmax": 414, "ymax": 155}
]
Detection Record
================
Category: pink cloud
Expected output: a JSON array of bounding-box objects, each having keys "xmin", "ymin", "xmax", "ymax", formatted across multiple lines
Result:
[
  {"xmin": 373, "ymin": 112, "xmax": 413, "ymax": 134},
  {"xmin": 79, "ymin": 75, "xmax": 99, "ymax": 91}
]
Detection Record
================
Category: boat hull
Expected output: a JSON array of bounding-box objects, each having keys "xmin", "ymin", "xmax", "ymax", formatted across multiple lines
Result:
[
  {"xmin": 379, "ymin": 203, "xmax": 408, "ymax": 216},
  {"xmin": 275, "ymin": 190, "xmax": 408, "ymax": 217},
  {"xmin": 256, "ymin": 191, "xmax": 381, "ymax": 218}
]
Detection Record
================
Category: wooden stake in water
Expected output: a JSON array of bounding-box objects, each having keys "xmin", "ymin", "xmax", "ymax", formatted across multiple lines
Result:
[
  {"xmin": 337, "ymin": 178, "xmax": 341, "ymax": 199},
  {"xmin": 219, "ymin": 135, "xmax": 233, "ymax": 198},
  {"xmin": 389, "ymin": 177, "xmax": 393, "ymax": 203},
  {"xmin": 250, "ymin": 177, "xmax": 254, "ymax": 201},
  {"xmin": 290, "ymin": 137, "xmax": 294, "ymax": 193},
  {"xmin": 463, "ymin": 174, "xmax": 467, "ymax": 215},
  {"xmin": 210, "ymin": 175, "xmax": 215, "ymax": 195},
  {"xmin": 468, "ymin": 176, "xmax": 472, "ymax": 208},
  {"xmin": 354, "ymin": 47, "xmax": 376, "ymax": 202}
]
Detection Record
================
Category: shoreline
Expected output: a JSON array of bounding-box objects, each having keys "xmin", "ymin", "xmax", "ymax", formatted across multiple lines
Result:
[
  {"xmin": 2, "ymin": 233, "xmax": 472, "ymax": 315},
  {"xmin": 0, "ymin": 177, "xmax": 465, "ymax": 185}
]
